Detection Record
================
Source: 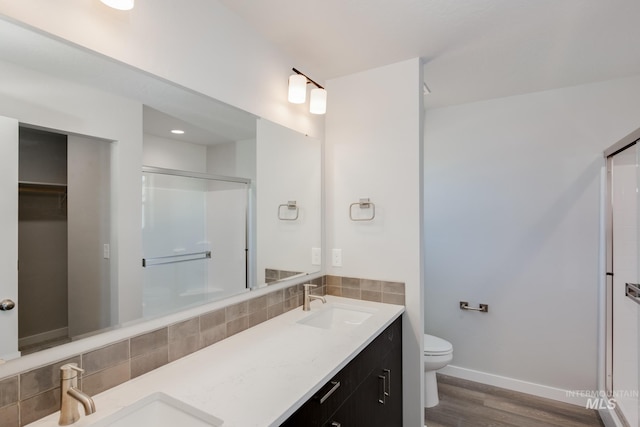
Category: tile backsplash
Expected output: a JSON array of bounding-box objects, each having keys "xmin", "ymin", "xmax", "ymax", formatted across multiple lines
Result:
[
  {"xmin": 264, "ymin": 268, "xmax": 303, "ymax": 284},
  {"xmin": 0, "ymin": 275, "xmax": 404, "ymax": 426},
  {"xmin": 325, "ymin": 275, "xmax": 406, "ymax": 305}
]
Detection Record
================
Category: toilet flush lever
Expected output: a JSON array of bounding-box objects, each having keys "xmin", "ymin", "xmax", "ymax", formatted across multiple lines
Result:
[{"xmin": 459, "ymin": 301, "xmax": 489, "ymax": 312}]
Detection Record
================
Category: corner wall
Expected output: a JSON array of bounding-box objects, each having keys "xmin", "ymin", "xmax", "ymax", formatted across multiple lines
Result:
[
  {"xmin": 325, "ymin": 58, "xmax": 424, "ymax": 426},
  {"xmin": 424, "ymin": 74, "xmax": 640, "ymax": 403}
]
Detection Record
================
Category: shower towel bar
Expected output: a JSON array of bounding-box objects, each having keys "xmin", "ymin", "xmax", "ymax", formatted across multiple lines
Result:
[
  {"xmin": 278, "ymin": 201, "xmax": 299, "ymax": 220},
  {"xmin": 142, "ymin": 251, "xmax": 211, "ymax": 267},
  {"xmin": 625, "ymin": 283, "xmax": 640, "ymax": 306},
  {"xmin": 459, "ymin": 301, "xmax": 489, "ymax": 312},
  {"xmin": 349, "ymin": 198, "xmax": 375, "ymax": 221}
]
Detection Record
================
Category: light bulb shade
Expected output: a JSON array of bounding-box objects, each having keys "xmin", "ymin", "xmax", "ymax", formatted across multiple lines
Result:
[
  {"xmin": 309, "ymin": 88, "xmax": 327, "ymax": 115},
  {"xmin": 101, "ymin": 0, "xmax": 134, "ymax": 10},
  {"xmin": 288, "ymin": 74, "xmax": 307, "ymax": 104}
]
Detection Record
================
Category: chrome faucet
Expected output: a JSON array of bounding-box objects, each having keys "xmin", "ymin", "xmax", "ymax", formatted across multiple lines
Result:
[
  {"xmin": 59, "ymin": 363, "xmax": 96, "ymax": 426},
  {"xmin": 303, "ymin": 284, "xmax": 326, "ymax": 311}
]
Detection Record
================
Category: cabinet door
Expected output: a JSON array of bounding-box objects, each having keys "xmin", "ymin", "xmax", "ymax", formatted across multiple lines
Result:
[
  {"xmin": 379, "ymin": 339, "xmax": 402, "ymax": 426},
  {"xmin": 325, "ymin": 330, "xmax": 403, "ymax": 427}
]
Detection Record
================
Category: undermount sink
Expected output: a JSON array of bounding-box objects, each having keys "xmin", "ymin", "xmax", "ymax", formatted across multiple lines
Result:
[
  {"xmin": 298, "ymin": 303, "xmax": 375, "ymax": 329},
  {"xmin": 89, "ymin": 392, "xmax": 223, "ymax": 427}
]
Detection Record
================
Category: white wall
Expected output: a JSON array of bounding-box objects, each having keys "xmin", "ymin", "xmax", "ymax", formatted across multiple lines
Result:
[
  {"xmin": 143, "ymin": 134, "xmax": 207, "ymax": 172},
  {"xmin": 325, "ymin": 58, "xmax": 424, "ymax": 427},
  {"xmin": 256, "ymin": 119, "xmax": 322, "ymax": 284},
  {"xmin": 424, "ymin": 74, "xmax": 640, "ymax": 403},
  {"xmin": 0, "ymin": 0, "xmax": 323, "ymax": 138}
]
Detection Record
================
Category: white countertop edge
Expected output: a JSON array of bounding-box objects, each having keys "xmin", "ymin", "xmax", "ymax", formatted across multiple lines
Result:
[{"xmin": 26, "ymin": 296, "xmax": 405, "ymax": 427}]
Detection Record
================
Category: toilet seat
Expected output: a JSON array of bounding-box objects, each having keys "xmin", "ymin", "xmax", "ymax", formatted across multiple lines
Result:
[{"xmin": 424, "ymin": 334, "xmax": 453, "ymax": 356}]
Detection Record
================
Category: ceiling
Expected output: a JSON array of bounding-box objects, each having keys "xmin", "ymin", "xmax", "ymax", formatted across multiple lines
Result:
[{"xmin": 219, "ymin": 0, "xmax": 640, "ymax": 108}]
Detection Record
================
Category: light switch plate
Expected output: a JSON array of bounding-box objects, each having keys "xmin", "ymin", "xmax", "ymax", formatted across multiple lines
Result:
[
  {"xmin": 311, "ymin": 247, "xmax": 321, "ymax": 266},
  {"xmin": 332, "ymin": 248, "xmax": 342, "ymax": 267}
]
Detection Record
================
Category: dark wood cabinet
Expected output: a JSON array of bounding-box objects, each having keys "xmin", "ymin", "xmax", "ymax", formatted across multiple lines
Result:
[{"xmin": 281, "ymin": 316, "xmax": 402, "ymax": 427}]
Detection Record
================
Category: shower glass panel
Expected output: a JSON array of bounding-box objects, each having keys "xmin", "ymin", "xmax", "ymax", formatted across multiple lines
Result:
[
  {"xmin": 142, "ymin": 168, "xmax": 250, "ymax": 318},
  {"xmin": 606, "ymin": 141, "xmax": 640, "ymax": 427}
]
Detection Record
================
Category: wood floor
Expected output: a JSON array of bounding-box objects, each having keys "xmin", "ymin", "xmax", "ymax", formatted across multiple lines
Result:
[{"xmin": 425, "ymin": 374, "xmax": 605, "ymax": 427}]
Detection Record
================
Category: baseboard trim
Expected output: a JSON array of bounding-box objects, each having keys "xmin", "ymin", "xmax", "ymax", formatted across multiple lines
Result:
[
  {"xmin": 439, "ymin": 365, "xmax": 590, "ymax": 407},
  {"xmin": 19, "ymin": 327, "xmax": 68, "ymax": 348}
]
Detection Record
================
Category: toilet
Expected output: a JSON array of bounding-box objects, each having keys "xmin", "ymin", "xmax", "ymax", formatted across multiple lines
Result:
[{"xmin": 423, "ymin": 334, "xmax": 453, "ymax": 408}]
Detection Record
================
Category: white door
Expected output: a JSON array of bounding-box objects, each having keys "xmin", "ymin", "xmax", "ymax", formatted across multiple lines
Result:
[{"xmin": 0, "ymin": 115, "xmax": 19, "ymax": 360}]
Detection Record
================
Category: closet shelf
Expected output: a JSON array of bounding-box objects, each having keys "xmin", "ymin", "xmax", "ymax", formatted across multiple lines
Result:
[{"xmin": 18, "ymin": 181, "xmax": 67, "ymax": 194}]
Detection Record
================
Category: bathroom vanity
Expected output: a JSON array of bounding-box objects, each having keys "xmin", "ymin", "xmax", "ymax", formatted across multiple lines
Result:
[
  {"xmin": 25, "ymin": 296, "xmax": 404, "ymax": 427},
  {"xmin": 281, "ymin": 315, "xmax": 402, "ymax": 426}
]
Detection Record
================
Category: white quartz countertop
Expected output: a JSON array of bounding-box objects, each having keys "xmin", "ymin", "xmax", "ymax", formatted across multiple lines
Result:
[{"xmin": 27, "ymin": 296, "xmax": 404, "ymax": 427}]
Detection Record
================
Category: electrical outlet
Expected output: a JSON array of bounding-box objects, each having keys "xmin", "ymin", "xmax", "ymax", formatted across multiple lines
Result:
[
  {"xmin": 332, "ymin": 248, "xmax": 342, "ymax": 267},
  {"xmin": 103, "ymin": 243, "xmax": 110, "ymax": 259},
  {"xmin": 311, "ymin": 247, "xmax": 321, "ymax": 266}
]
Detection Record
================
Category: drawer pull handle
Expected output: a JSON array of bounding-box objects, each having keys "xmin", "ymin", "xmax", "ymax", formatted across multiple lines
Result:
[
  {"xmin": 378, "ymin": 375, "xmax": 386, "ymax": 404},
  {"xmin": 383, "ymin": 369, "xmax": 391, "ymax": 397},
  {"xmin": 319, "ymin": 381, "xmax": 341, "ymax": 404}
]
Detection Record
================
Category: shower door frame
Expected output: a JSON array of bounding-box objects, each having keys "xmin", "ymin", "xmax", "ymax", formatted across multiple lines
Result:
[{"xmin": 142, "ymin": 166, "xmax": 253, "ymax": 292}]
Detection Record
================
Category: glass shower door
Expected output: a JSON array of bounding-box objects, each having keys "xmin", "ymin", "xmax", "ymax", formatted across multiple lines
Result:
[
  {"xmin": 142, "ymin": 168, "xmax": 250, "ymax": 317},
  {"xmin": 609, "ymin": 142, "xmax": 639, "ymax": 426}
]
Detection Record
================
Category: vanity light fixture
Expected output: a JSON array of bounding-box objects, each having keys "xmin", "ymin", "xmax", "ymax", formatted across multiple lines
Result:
[
  {"xmin": 171, "ymin": 129, "xmax": 185, "ymax": 135},
  {"xmin": 288, "ymin": 68, "xmax": 327, "ymax": 115},
  {"xmin": 100, "ymin": 0, "xmax": 134, "ymax": 10}
]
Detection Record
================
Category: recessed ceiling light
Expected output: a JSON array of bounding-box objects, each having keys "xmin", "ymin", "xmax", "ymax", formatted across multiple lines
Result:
[{"xmin": 171, "ymin": 129, "xmax": 185, "ymax": 135}]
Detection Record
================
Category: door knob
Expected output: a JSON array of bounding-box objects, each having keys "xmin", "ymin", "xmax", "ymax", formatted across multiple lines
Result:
[{"xmin": 0, "ymin": 299, "xmax": 15, "ymax": 311}]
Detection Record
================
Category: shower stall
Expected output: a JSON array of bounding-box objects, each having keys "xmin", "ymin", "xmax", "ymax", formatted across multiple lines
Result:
[
  {"xmin": 141, "ymin": 167, "xmax": 251, "ymax": 317},
  {"xmin": 603, "ymin": 132, "xmax": 640, "ymax": 427}
]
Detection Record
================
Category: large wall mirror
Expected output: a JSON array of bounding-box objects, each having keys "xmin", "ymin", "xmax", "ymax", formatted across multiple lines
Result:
[{"xmin": 0, "ymin": 18, "xmax": 322, "ymax": 363}]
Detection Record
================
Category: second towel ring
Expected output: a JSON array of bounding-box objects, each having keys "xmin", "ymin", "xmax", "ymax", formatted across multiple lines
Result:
[{"xmin": 349, "ymin": 198, "xmax": 375, "ymax": 221}]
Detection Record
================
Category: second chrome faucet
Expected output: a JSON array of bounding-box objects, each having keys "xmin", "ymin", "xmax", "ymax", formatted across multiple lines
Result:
[{"xmin": 303, "ymin": 283, "xmax": 326, "ymax": 311}]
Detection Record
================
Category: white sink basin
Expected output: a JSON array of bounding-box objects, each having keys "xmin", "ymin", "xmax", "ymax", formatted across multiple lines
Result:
[
  {"xmin": 298, "ymin": 303, "xmax": 375, "ymax": 329},
  {"xmin": 89, "ymin": 392, "xmax": 223, "ymax": 427}
]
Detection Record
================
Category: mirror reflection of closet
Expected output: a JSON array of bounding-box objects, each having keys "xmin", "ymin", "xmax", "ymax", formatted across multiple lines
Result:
[{"xmin": 18, "ymin": 126, "xmax": 112, "ymax": 354}]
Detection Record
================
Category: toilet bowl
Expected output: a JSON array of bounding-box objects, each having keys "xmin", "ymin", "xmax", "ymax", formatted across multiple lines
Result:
[{"xmin": 424, "ymin": 334, "xmax": 453, "ymax": 408}]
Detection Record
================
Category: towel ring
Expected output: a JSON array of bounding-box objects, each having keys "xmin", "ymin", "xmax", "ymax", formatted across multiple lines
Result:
[
  {"xmin": 349, "ymin": 198, "xmax": 375, "ymax": 221},
  {"xmin": 278, "ymin": 201, "xmax": 299, "ymax": 220}
]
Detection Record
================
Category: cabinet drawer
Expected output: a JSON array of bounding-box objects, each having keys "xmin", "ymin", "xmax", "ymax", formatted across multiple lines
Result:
[{"xmin": 280, "ymin": 372, "xmax": 350, "ymax": 426}]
